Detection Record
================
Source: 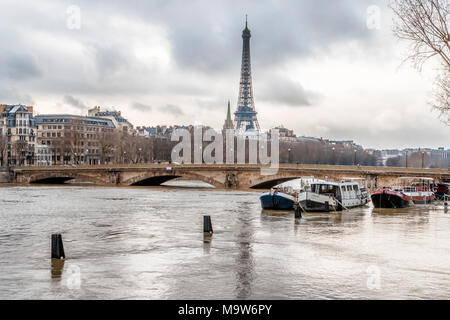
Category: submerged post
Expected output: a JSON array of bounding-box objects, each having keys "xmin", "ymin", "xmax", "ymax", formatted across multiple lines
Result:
[
  {"xmin": 51, "ymin": 234, "xmax": 65, "ymax": 260},
  {"xmin": 203, "ymin": 215, "xmax": 213, "ymax": 234},
  {"xmin": 294, "ymin": 204, "xmax": 302, "ymax": 219}
]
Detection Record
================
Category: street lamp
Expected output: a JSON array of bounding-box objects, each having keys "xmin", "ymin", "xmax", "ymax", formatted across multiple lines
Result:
[
  {"xmin": 332, "ymin": 147, "xmax": 336, "ymax": 165},
  {"xmin": 405, "ymin": 150, "xmax": 409, "ymax": 168},
  {"xmin": 288, "ymin": 148, "xmax": 291, "ymax": 164},
  {"xmin": 353, "ymin": 149, "xmax": 357, "ymax": 166},
  {"xmin": 422, "ymin": 151, "xmax": 425, "ymax": 169}
]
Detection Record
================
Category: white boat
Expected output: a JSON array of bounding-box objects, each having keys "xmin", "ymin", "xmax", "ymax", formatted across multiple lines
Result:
[{"xmin": 297, "ymin": 180, "xmax": 368, "ymax": 212}]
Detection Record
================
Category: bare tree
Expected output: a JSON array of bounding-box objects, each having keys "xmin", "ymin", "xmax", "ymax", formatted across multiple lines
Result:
[
  {"xmin": 13, "ymin": 140, "xmax": 28, "ymax": 166},
  {"xmin": 98, "ymin": 131, "xmax": 118, "ymax": 164},
  {"xmin": 0, "ymin": 135, "xmax": 8, "ymax": 167},
  {"xmin": 391, "ymin": 0, "xmax": 450, "ymax": 123}
]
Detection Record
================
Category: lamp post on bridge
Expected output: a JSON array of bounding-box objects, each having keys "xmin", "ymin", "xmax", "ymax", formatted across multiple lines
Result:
[
  {"xmin": 422, "ymin": 151, "xmax": 425, "ymax": 169},
  {"xmin": 405, "ymin": 150, "xmax": 409, "ymax": 168},
  {"xmin": 138, "ymin": 147, "xmax": 142, "ymax": 164},
  {"xmin": 332, "ymin": 147, "xmax": 336, "ymax": 165}
]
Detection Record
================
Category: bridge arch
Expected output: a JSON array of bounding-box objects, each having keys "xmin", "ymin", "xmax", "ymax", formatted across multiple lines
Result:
[
  {"xmin": 125, "ymin": 171, "xmax": 222, "ymax": 188},
  {"xmin": 249, "ymin": 176, "xmax": 302, "ymax": 189},
  {"xmin": 131, "ymin": 175, "xmax": 182, "ymax": 186},
  {"xmin": 29, "ymin": 172, "xmax": 104, "ymax": 185}
]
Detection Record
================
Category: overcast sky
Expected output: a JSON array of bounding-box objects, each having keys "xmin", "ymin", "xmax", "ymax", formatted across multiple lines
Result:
[{"xmin": 0, "ymin": 0, "xmax": 448, "ymax": 149}]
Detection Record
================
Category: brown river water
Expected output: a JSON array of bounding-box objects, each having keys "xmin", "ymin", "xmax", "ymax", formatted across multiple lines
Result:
[{"xmin": 0, "ymin": 181, "xmax": 449, "ymax": 299}]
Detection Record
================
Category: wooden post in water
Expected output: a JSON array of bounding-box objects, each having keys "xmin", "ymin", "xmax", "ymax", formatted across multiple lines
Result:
[
  {"xmin": 203, "ymin": 215, "xmax": 213, "ymax": 234},
  {"xmin": 294, "ymin": 204, "xmax": 302, "ymax": 219},
  {"xmin": 51, "ymin": 234, "xmax": 65, "ymax": 260}
]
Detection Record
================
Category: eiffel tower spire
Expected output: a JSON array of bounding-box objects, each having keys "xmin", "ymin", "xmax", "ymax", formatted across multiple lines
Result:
[{"xmin": 234, "ymin": 16, "xmax": 260, "ymax": 131}]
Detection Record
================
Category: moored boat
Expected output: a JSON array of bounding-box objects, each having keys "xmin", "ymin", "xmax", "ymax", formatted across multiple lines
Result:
[
  {"xmin": 433, "ymin": 183, "xmax": 450, "ymax": 200},
  {"xmin": 371, "ymin": 188, "xmax": 411, "ymax": 208},
  {"xmin": 371, "ymin": 177, "xmax": 435, "ymax": 208},
  {"xmin": 259, "ymin": 187, "xmax": 296, "ymax": 210},
  {"xmin": 297, "ymin": 180, "xmax": 368, "ymax": 212}
]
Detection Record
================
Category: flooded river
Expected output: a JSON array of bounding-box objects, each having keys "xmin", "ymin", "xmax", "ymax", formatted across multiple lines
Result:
[{"xmin": 0, "ymin": 182, "xmax": 449, "ymax": 299}]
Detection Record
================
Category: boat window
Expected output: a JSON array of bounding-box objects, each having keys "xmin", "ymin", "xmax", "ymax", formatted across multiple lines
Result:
[
  {"xmin": 353, "ymin": 185, "xmax": 359, "ymax": 191},
  {"xmin": 313, "ymin": 184, "xmax": 334, "ymax": 194}
]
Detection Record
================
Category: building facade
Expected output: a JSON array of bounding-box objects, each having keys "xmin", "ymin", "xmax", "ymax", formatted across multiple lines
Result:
[
  {"xmin": 0, "ymin": 104, "xmax": 36, "ymax": 167},
  {"xmin": 35, "ymin": 144, "xmax": 52, "ymax": 166},
  {"xmin": 88, "ymin": 106, "xmax": 134, "ymax": 134},
  {"xmin": 35, "ymin": 114, "xmax": 115, "ymax": 165}
]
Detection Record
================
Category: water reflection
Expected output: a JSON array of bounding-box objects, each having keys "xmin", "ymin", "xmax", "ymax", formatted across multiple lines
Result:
[
  {"xmin": 51, "ymin": 259, "xmax": 65, "ymax": 279},
  {"xmin": 203, "ymin": 234, "xmax": 212, "ymax": 254},
  {"xmin": 234, "ymin": 203, "xmax": 255, "ymax": 299}
]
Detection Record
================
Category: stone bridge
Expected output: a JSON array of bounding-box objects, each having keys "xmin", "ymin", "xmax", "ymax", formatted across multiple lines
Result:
[{"xmin": 8, "ymin": 164, "xmax": 450, "ymax": 191}]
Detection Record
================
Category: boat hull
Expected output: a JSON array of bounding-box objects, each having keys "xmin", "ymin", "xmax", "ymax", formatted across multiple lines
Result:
[
  {"xmin": 371, "ymin": 190, "xmax": 411, "ymax": 208},
  {"xmin": 299, "ymin": 199, "xmax": 337, "ymax": 212},
  {"xmin": 259, "ymin": 192, "xmax": 295, "ymax": 210},
  {"xmin": 297, "ymin": 192, "xmax": 340, "ymax": 212}
]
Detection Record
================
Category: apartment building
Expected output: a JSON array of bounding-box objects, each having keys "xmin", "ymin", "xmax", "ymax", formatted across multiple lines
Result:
[
  {"xmin": 0, "ymin": 104, "xmax": 36, "ymax": 166},
  {"xmin": 35, "ymin": 114, "xmax": 115, "ymax": 165},
  {"xmin": 87, "ymin": 106, "xmax": 134, "ymax": 134}
]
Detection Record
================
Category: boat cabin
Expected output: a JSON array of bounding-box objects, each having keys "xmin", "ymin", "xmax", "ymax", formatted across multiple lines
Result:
[{"xmin": 310, "ymin": 182, "xmax": 362, "ymax": 202}]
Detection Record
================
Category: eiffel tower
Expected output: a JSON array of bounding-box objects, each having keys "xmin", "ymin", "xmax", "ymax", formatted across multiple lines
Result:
[{"xmin": 234, "ymin": 16, "xmax": 260, "ymax": 132}]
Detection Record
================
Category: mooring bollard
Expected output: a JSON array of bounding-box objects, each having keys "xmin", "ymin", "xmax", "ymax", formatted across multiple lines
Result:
[
  {"xmin": 51, "ymin": 234, "xmax": 65, "ymax": 260},
  {"xmin": 203, "ymin": 215, "xmax": 213, "ymax": 234}
]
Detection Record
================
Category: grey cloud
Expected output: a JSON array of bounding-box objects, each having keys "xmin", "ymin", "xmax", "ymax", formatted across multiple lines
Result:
[
  {"xmin": 81, "ymin": 0, "xmax": 381, "ymax": 72},
  {"xmin": 0, "ymin": 87, "xmax": 34, "ymax": 105},
  {"xmin": 0, "ymin": 52, "xmax": 41, "ymax": 80},
  {"xmin": 132, "ymin": 102, "xmax": 152, "ymax": 112},
  {"xmin": 0, "ymin": 0, "xmax": 386, "ymax": 98},
  {"xmin": 258, "ymin": 75, "xmax": 319, "ymax": 107},
  {"xmin": 63, "ymin": 95, "xmax": 88, "ymax": 111},
  {"xmin": 159, "ymin": 104, "xmax": 184, "ymax": 116},
  {"xmin": 87, "ymin": 43, "xmax": 132, "ymax": 79}
]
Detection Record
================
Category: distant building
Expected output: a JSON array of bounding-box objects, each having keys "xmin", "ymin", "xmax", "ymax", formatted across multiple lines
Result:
[
  {"xmin": 136, "ymin": 125, "xmax": 194, "ymax": 138},
  {"xmin": 296, "ymin": 136, "xmax": 322, "ymax": 142},
  {"xmin": 272, "ymin": 125, "xmax": 296, "ymax": 142},
  {"xmin": 35, "ymin": 114, "xmax": 115, "ymax": 165},
  {"xmin": 425, "ymin": 147, "xmax": 449, "ymax": 168},
  {"xmin": 35, "ymin": 144, "xmax": 52, "ymax": 166},
  {"xmin": 325, "ymin": 139, "xmax": 362, "ymax": 150},
  {"xmin": 365, "ymin": 149, "xmax": 384, "ymax": 166},
  {"xmin": 87, "ymin": 106, "xmax": 134, "ymax": 134},
  {"xmin": 380, "ymin": 149, "xmax": 403, "ymax": 166},
  {"xmin": 0, "ymin": 104, "xmax": 36, "ymax": 166}
]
